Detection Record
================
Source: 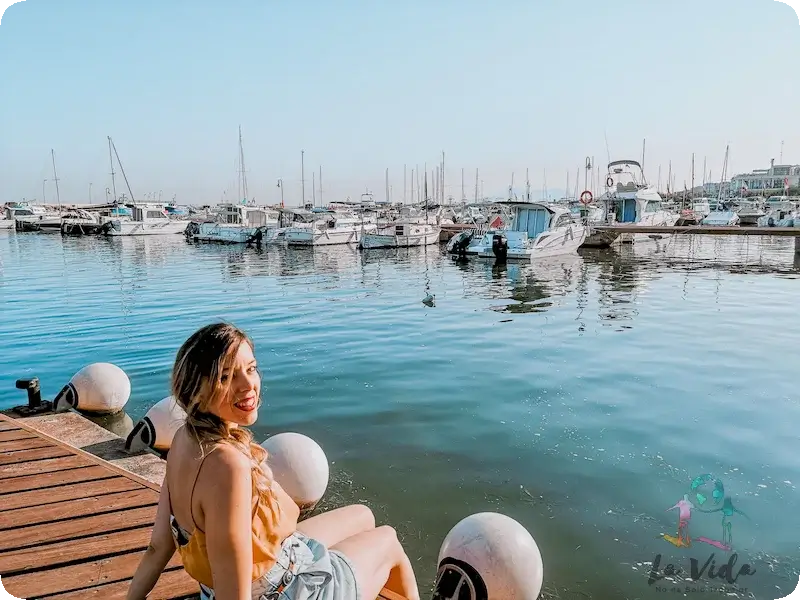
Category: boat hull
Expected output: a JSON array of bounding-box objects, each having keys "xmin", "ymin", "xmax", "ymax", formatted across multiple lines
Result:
[
  {"xmin": 188, "ymin": 223, "xmax": 277, "ymax": 244},
  {"xmin": 285, "ymin": 226, "xmax": 373, "ymax": 246},
  {"xmin": 360, "ymin": 228, "xmax": 440, "ymax": 249},
  {"xmin": 477, "ymin": 225, "xmax": 589, "ymax": 260},
  {"xmin": 105, "ymin": 220, "xmax": 189, "ymax": 236}
]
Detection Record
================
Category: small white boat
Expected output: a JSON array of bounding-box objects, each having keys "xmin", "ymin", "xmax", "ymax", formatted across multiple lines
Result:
[
  {"xmin": 284, "ymin": 213, "xmax": 375, "ymax": 246},
  {"xmin": 187, "ymin": 204, "xmax": 279, "ymax": 244},
  {"xmin": 449, "ymin": 202, "xmax": 588, "ymax": 260},
  {"xmin": 701, "ymin": 207, "xmax": 740, "ymax": 226},
  {"xmin": 104, "ymin": 204, "xmax": 189, "ymax": 236},
  {"xmin": 757, "ymin": 196, "xmax": 800, "ymax": 227},
  {"xmin": 60, "ymin": 209, "xmax": 105, "ymax": 235},
  {"xmin": 359, "ymin": 222, "xmax": 441, "ymax": 249},
  {"xmin": 602, "ymin": 159, "xmax": 679, "ymax": 243},
  {"xmin": 11, "ymin": 204, "xmax": 63, "ymax": 232}
]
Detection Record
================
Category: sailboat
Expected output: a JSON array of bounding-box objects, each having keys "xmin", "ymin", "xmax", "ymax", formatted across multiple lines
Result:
[
  {"xmin": 102, "ymin": 137, "xmax": 189, "ymax": 236},
  {"xmin": 186, "ymin": 127, "xmax": 279, "ymax": 244},
  {"xmin": 359, "ymin": 171, "xmax": 440, "ymax": 249}
]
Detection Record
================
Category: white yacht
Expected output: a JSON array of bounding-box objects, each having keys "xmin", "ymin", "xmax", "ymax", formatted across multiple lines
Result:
[
  {"xmin": 104, "ymin": 204, "xmax": 189, "ymax": 236},
  {"xmin": 757, "ymin": 196, "xmax": 800, "ymax": 227},
  {"xmin": 187, "ymin": 203, "xmax": 280, "ymax": 244},
  {"xmin": 602, "ymin": 159, "xmax": 679, "ymax": 242},
  {"xmin": 11, "ymin": 204, "xmax": 63, "ymax": 232},
  {"xmin": 359, "ymin": 221, "xmax": 441, "ymax": 249},
  {"xmin": 284, "ymin": 212, "xmax": 375, "ymax": 246},
  {"xmin": 447, "ymin": 202, "xmax": 588, "ymax": 260}
]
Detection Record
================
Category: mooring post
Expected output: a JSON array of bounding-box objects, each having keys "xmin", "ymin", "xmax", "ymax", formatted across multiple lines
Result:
[{"xmin": 14, "ymin": 377, "xmax": 54, "ymax": 415}]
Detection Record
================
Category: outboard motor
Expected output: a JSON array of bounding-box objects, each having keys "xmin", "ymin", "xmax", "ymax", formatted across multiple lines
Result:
[
  {"xmin": 491, "ymin": 234, "xmax": 508, "ymax": 262},
  {"xmin": 450, "ymin": 231, "xmax": 474, "ymax": 257}
]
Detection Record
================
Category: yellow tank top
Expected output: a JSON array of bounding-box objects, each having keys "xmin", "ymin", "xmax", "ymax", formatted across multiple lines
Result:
[{"xmin": 169, "ymin": 455, "xmax": 299, "ymax": 589}]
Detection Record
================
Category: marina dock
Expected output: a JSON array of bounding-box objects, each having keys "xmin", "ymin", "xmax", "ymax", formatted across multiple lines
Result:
[
  {"xmin": 591, "ymin": 225, "xmax": 800, "ymax": 237},
  {"xmin": 0, "ymin": 410, "xmax": 406, "ymax": 600}
]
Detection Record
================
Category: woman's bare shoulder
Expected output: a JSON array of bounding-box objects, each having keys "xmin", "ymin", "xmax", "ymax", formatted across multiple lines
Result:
[{"xmin": 201, "ymin": 443, "xmax": 251, "ymax": 482}]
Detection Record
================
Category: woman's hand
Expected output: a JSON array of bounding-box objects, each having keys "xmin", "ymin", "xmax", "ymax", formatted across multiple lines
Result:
[
  {"xmin": 201, "ymin": 445, "xmax": 255, "ymax": 600},
  {"xmin": 126, "ymin": 483, "xmax": 176, "ymax": 600}
]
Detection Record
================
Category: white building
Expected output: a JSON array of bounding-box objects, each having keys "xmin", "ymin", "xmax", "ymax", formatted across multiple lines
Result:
[{"xmin": 730, "ymin": 159, "xmax": 800, "ymax": 193}]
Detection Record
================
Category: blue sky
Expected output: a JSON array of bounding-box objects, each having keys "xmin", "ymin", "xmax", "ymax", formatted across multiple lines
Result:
[{"xmin": 1, "ymin": 0, "xmax": 798, "ymax": 206}]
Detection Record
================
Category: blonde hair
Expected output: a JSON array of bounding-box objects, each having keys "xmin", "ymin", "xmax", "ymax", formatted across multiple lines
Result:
[{"xmin": 172, "ymin": 322, "xmax": 275, "ymax": 501}]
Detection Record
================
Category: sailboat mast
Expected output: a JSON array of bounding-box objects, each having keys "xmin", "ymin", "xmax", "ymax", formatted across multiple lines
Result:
[
  {"xmin": 108, "ymin": 137, "xmax": 117, "ymax": 203},
  {"xmin": 691, "ymin": 153, "xmax": 695, "ymax": 201},
  {"xmin": 319, "ymin": 166, "xmax": 323, "ymax": 206},
  {"xmin": 403, "ymin": 164, "xmax": 407, "ymax": 205},
  {"xmin": 238, "ymin": 125, "xmax": 248, "ymax": 203},
  {"xmin": 109, "ymin": 137, "xmax": 135, "ymax": 202},
  {"xmin": 424, "ymin": 171, "xmax": 429, "ymax": 224},
  {"xmin": 50, "ymin": 149, "xmax": 61, "ymax": 211},
  {"xmin": 441, "ymin": 151, "xmax": 445, "ymax": 204},
  {"xmin": 474, "ymin": 168, "xmax": 479, "ymax": 203},
  {"xmin": 526, "ymin": 168, "xmax": 530, "ymax": 201},
  {"xmin": 312, "ymin": 171, "xmax": 316, "ymax": 206}
]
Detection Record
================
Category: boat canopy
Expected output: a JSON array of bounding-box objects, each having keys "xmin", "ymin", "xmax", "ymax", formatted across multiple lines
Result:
[{"xmin": 510, "ymin": 203, "xmax": 553, "ymax": 238}]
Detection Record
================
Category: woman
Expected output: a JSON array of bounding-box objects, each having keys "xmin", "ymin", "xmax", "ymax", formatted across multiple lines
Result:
[{"xmin": 127, "ymin": 323, "xmax": 420, "ymax": 600}]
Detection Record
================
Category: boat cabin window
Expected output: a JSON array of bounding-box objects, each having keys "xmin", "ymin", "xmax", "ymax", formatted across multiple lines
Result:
[
  {"xmin": 146, "ymin": 210, "xmax": 166, "ymax": 219},
  {"xmin": 644, "ymin": 200, "xmax": 662, "ymax": 213},
  {"xmin": 225, "ymin": 208, "xmax": 242, "ymax": 224},
  {"xmin": 554, "ymin": 214, "xmax": 573, "ymax": 228}
]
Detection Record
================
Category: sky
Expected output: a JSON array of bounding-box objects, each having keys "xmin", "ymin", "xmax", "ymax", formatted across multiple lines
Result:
[{"xmin": 1, "ymin": 0, "xmax": 799, "ymax": 207}]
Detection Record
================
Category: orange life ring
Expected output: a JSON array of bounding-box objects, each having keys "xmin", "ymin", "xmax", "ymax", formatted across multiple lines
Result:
[{"xmin": 579, "ymin": 190, "xmax": 593, "ymax": 205}]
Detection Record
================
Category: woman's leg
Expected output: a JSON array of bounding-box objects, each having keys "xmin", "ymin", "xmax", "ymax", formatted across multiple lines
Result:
[
  {"xmin": 331, "ymin": 525, "xmax": 420, "ymax": 600},
  {"xmin": 295, "ymin": 504, "xmax": 375, "ymax": 547}
]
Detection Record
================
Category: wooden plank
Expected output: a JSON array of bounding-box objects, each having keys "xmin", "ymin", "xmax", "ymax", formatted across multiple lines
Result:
[
  {"xmin": 0, "ymin": 488, "xmax": 158, "ymax": 530},
  {"xmin": 2, "ymin": 476, "xmax": 143, "ymax": 511},
  {"xmin": 43, "ymin": 568, "xmax": 200, "ymax": 600},
  {"xmin": 0, "ymin": 422, "xmax": 22, "ymax": 432},
  {"xmin": 0, "ymin": 454, "xmax": 94, "ymax": 480},
  {"xmin": 0, "ymin": 444, "xmax": 72, "ymax": 466},
  {"xmin": 0, "ymin": 526, "xmax": 154, "ymax": 574},
  {"xmin": 2, "ymin": 548, "xmax": 185, "ymax": 598},
  {"xmin": 0, "ymin": 413, "xmax": 162, "ymax": 492},
  {"xmin": 0, "ymin": 437, "xmax": 53, "ymax": 452},
  {"xmin": 0, "ymin": 430, "xmax": 36, "ymax": 442},
  {"xmin": 0, "ymin": 506, "xmax": 156, "ymax": 552},
  {"xmin": 0, "ymin": 465, "xmax": 116, "ymax": 495}
]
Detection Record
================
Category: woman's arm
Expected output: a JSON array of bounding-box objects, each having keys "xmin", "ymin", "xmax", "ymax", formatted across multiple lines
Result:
[
  {"xmin": 126, "ymin": 481, "xmax": 177, "ymax": 600},
  {"xmin": 202, "ymin": 446, "xmax": 255, "ymax": 600}
]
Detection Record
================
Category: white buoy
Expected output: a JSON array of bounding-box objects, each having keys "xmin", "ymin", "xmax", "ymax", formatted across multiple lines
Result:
[
  {"xmin": 260, "ymin": 432, "xmax": 329, "ymax": 512},
  {"xmin": 434, "ymin": 512, "xmax": 543, "ymax": 600},
  {"xmin": 125, "ymin": 396, "xmax": 186, "ymax": 453},
  {"xmin": 53, "ymin": 363, "xmax": 131, "ymax": 415}
]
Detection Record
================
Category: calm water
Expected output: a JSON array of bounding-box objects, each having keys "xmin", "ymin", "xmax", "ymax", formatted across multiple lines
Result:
[{"xmin": 1, "ymin": 230, "xmax": 799, "ymax": 600}]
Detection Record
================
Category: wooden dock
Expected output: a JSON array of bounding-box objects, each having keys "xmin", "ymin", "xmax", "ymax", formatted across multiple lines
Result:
[
  {"xmin": 0, "ymin": 413, "xmax": 406, "ymax": 600},
  {"xmin": 0, "ymin": 413, "xmax": 199, "ymax": 599}
]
